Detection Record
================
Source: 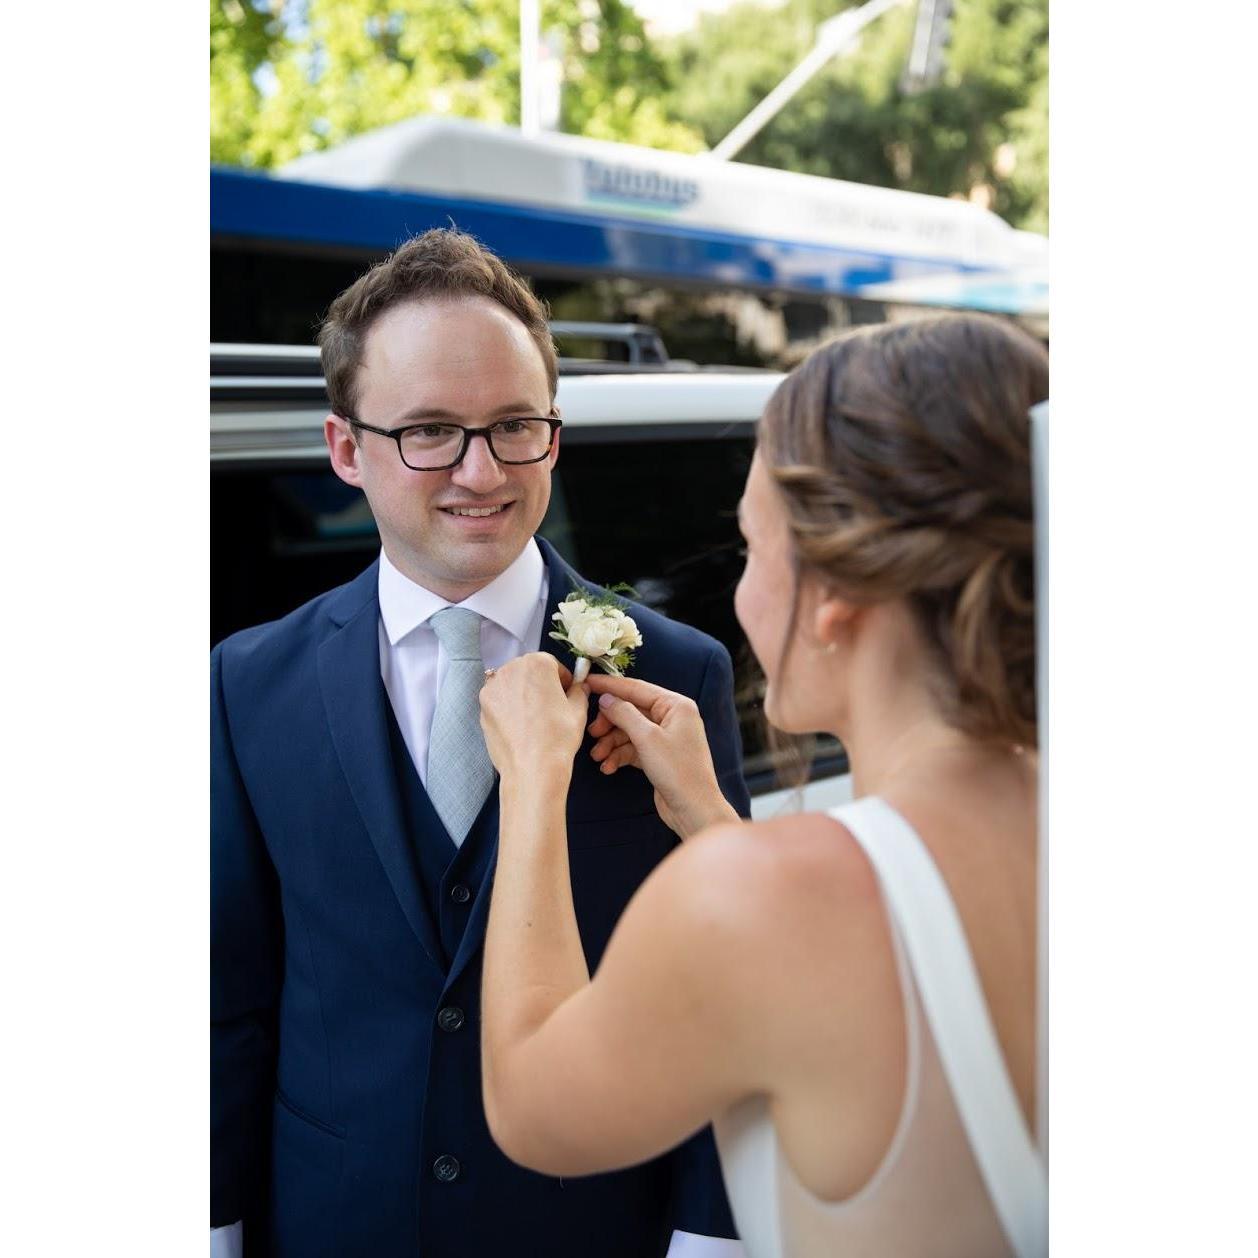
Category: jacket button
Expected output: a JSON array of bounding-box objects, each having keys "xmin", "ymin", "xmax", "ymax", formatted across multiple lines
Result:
[
  {"xmin": 437, "ymin": 1006, "xmax": 465, "ymax": 1033},
  {"xmin": 450, "ymin": 884, "xmax": 471, "ymax": 904},
  {"xmin": 433, "ymin": 1154, "xmax": 461, "ymax": 1183}
]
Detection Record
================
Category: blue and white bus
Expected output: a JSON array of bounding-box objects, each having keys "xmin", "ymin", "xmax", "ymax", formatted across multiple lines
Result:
[{"xmin": 211, "ymin": 115, "xmax": 1047, "ymax": 364}]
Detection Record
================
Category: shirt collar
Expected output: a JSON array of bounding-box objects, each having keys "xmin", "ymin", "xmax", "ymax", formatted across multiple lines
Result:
[{"xmin": 377, "ymin": 539, "xmax": 546, "ymax": 647}]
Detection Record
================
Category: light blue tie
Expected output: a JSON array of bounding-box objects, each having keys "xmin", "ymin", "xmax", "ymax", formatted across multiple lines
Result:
[{"xmin": 426, "ymin": 607, "xmax": 497, "ymax": 846}]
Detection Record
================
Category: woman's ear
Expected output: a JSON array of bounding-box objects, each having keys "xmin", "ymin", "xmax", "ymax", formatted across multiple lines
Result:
[{"xmin": 811, "ymin": 591, "xmax": 858, "ymax": 653}]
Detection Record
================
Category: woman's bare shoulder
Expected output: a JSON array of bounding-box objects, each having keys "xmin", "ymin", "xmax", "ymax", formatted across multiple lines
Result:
[
  {"xmin": 646, "ymin": 812, "xmax": 901, "ymax": 1098},
  {"xmin": 668, "ymin": 811, "xmax": 845, "ymax": 879},
  {"xmin": 658, "ymin": 811, "xmax": 888, "ymax": 956},
  {"xmin": 710, "ymin": 811, "xmax": 881, "ymax": 885}
]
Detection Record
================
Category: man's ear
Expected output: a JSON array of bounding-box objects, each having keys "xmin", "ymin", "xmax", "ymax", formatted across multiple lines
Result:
[
  {"xmin": 547, "ymin": 415, "xmax": 561, "ymax": 469},
  {"xmin": 325, "ymin": 414, "xmax": 363, "ymax": 487}
]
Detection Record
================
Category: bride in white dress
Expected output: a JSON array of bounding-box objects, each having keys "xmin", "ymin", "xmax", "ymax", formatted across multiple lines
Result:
[{"xmin": 477, "ymin": 313, "xmax": 1049, "ymax": 1258}]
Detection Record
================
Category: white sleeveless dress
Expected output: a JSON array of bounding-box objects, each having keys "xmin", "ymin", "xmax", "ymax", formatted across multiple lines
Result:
[{"xmin": 713, "ymin": 796, "xmax": 1047, "ymax": 1258}]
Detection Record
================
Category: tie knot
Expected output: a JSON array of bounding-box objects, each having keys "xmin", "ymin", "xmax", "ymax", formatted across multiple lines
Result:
[{"xmin": 429, "ymin": 606, "xmax": 484, "ymax": 661}]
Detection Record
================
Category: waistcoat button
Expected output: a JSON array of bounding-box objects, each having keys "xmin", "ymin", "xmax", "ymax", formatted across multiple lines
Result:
[{"xmin": 433, "ymin": 1154, "xmax": 461, "ymax": 1183}]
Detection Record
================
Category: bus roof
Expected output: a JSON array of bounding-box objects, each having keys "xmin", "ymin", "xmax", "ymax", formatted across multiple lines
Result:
[{"xmin": 213, "ymin": 116, "xmax": 1046, "ymax": 316}]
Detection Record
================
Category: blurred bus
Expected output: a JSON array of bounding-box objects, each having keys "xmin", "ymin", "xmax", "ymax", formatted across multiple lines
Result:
[{"xmin": 211, "ymin": 116, "xmax": 1047, "ymax": 366}]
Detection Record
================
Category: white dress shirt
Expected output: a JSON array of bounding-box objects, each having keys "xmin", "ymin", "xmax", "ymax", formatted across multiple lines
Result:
[
  {"xmin": 377, "ymin": 540, "xmax": 548, "ymax": 781},
  {"xmin": 213, "ymin": 541, "xmax": 745, "ymax": 1258}
]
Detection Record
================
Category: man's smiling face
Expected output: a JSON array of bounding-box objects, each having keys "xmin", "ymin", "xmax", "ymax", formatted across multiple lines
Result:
[{"xmin": 325, "ymin": 295, "xmax": 559, "ymax": 602}]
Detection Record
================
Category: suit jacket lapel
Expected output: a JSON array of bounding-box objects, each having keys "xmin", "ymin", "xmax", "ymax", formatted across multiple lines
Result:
[
  {"xmin": 535, "ymin": 536, "xmax": 601, "ymax": 672},
  {"xmin": 318, "ymin": 566, "xmax": 444, "ymax": 969}
]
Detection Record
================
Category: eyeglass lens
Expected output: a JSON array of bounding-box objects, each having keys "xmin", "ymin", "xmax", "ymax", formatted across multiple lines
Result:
[{"xmin": 399, "ymin": 419, "xmax": 552, "ymax": 469}]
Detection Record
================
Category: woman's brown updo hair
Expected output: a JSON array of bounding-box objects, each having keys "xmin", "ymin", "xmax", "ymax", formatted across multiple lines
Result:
[{"xmin": 758, "ymin": 313, "xmax": 1048, "ymax": 749}]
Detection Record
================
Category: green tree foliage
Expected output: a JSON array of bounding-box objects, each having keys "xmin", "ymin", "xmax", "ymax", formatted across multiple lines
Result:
[
  {"xmin": 663, "ymin": 0, "xmax": 1047, "ymax": 230},
  {"xmin": 211, "ymin": 0, "xmax": 286, "ymax": 162},
  {"xmin": 210, "ymin": 0, "xmax": 703, "ymax": 169},
  {"xmin": 210, "ymin": 0, "xmax": 1046, "ymax": 229}
]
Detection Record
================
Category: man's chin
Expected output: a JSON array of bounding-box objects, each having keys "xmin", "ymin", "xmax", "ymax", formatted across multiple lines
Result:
[
  {"xmin": 385, "ymin": 526, "xmax": 536, "ymax": 597},
  {"xmin": 437, "ymin": 536, "xmax": 529, "ymax": 581}
]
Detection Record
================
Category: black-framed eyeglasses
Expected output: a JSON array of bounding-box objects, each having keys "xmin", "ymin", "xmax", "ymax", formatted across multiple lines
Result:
[{"xmin": 341, "ymin": 415, "xmax": 562, "ymax": 471}]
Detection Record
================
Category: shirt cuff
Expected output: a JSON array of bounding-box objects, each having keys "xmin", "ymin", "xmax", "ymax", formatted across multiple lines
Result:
[
  {"xmin": 666, "ymin": 1232, "xmax": 746, "ymax": 1258},
  {"xmin": 210, "ymin": 1220, "xmax": 243, "ymax": 1258}
]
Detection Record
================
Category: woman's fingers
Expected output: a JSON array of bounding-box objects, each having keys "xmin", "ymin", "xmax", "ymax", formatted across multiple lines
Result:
[
  {"xmin": 588, "ymin": 702, "xmax": 653, "ymax": 740},
  {"xmin": 593, "ymin": 693, "xmax": 659, "ymax": 743},
  {"xmin": 599, "ymin": 742, "xmax": 639, "ymax": 774},
  {"xmin": 584, "ymin": 672, "xmax": 679, "ymax": 717},
  {"xmin": 584, "ymin": 675, "xmax": 704, "ymax": 785},
  {"xmin": 479, "ymin": 653, "xmax": 589, "ymax": 775},
  {"xmin": 565, "ymin": 678, "xmax": 590, "ymax": 727},
  {"xmin": 590, "ymin": 727, "xmax": 630, "ymax": 762}
]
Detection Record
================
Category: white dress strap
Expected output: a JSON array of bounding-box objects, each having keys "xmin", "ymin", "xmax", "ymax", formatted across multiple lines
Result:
[{"xmin": 830, "ymin": 796, "xmax": 1048, "ymax": 1258}]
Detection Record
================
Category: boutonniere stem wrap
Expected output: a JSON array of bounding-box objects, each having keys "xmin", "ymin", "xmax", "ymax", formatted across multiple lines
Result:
[{"xmin": 549, "ymin": 590, "xmax": 643, "ymax": 682}]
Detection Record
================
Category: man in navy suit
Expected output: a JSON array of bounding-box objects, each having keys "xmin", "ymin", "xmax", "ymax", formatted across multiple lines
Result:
[{"xmin": 211, "ymin": 229, "xmax": 751, "ymax": 1257}]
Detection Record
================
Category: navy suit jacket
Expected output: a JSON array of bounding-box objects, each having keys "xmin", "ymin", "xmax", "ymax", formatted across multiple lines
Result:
[{"xmin": 211, "ymin": 537, "xmax": 751, "ymax": 1257}]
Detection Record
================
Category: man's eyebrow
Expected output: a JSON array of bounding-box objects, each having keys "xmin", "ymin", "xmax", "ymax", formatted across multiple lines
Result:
[{"xmin": 385, "ymin": 401, "xmax": 546, "ymax": 425}]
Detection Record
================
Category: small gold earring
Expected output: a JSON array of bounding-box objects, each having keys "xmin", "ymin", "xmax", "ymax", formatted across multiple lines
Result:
[{"xmin": 826, "ymin": 642, "xmax": 837, "ymax": 655}]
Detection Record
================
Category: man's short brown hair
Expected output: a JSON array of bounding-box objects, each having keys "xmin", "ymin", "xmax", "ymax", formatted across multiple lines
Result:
[{"xmin": 318, "ymin": 228, "xmax": 558, "ymax": 421}]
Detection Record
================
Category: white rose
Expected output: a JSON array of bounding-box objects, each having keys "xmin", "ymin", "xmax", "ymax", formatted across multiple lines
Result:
[
  {"xmin": 567, "ymin": 613, "xmax": 621, "ymax": 658},
  {"xmin": 553, "ymin": 597, "xmax": 591, "ymax": 636},
  {"xmin": 611, "ymin": 613, "xmax": 642, "ymax": 651}
]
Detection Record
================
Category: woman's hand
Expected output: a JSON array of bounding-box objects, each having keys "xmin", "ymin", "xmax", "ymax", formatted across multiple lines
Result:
[
  {"xmin": 583, "ymin": 674, "xmax": 740, "ymax": 840},
  {"xmin": 479, "ymin": 654, "xmax": 589, "ymax": 786}
]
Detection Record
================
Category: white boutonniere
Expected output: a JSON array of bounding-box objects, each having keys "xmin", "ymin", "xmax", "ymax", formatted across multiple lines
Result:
[{"xmin": 549, "ymin": 587, "xmax": 643, "ymax": 682}]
